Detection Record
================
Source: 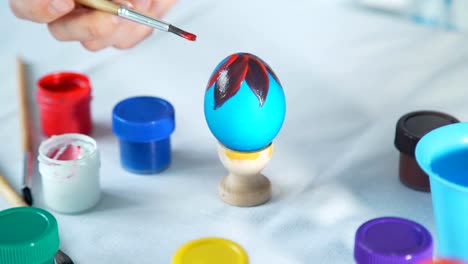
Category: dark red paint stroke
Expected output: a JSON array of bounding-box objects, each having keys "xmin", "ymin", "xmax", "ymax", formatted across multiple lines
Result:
[
  {"xmin": 251, "ymin": 55, "xmax": 282, "ymax": 86},
  {"xmin": 245, "ymin": 58, "xmax": 269, "ymax": 106},
  {"xmin": 214, "ymin": 56, "xmax": 249, "ymax": 109},
  {"xmin": 206, "ymin": 54, "xmax": 239, "ymax": 90},
  {"xmin": 208, "ymin": 53, "xmax": 282, "ymax": 110}
]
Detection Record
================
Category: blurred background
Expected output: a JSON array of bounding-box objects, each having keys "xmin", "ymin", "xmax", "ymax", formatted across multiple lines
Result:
[{"xmin": 356, "ymin": 0, "xmax": 468, "ymax": 31}]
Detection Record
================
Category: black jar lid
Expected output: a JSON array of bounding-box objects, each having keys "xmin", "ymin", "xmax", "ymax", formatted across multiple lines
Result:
[{"xmin": 395, "ymin": 111, "xmax": 459, "ymax": 157}]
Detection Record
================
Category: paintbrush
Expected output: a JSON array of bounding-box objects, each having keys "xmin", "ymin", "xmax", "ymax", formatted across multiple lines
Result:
[
  {"xmin": 16, "ymin": 57, "xmax": 33, "ymax": 206},
  {"xmin": 0, "ymin": 174, "xmax": 74, "ymax": 264},
  {"xmin": 75, "ymin": 0, "xmax": 197, "ymax": 41}
]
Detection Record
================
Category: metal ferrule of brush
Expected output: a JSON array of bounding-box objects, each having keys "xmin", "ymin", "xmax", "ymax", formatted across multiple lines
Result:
[{"xmin": 117, "ymin": 7, "xmax": 170, "ymax": 31}]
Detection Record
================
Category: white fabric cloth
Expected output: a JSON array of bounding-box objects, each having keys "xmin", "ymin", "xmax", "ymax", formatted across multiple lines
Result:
[{"xmin": 1, "ymin": 0, "xmax": 468, "ymax": 263}]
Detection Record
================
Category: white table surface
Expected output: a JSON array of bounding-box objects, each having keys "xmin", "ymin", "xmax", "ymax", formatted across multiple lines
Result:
[{"xmin": 1, "ymin": 0, "xmax": 468, "ymax": 263}]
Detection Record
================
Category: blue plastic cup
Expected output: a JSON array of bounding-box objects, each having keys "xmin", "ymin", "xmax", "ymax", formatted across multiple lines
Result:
[
  {"xmin": 112, "ymin": 96, "xmax": 175, "ymax": 174},
  {"xmin": 415, "ymin": 122, "xmax": 468, "ymax": 261}
]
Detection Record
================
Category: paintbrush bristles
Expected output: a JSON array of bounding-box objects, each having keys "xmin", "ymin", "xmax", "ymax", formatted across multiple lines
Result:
[
  {"xmin": 16, "ymin": 57, "xmax": 32, "ymax": 152},
  {"xmin": 75, "ymin": 0, "xmax": 197, "ymax": 41}
]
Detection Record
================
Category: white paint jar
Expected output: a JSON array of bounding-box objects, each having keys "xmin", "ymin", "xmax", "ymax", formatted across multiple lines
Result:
[{"xmin": 38, "ymin": 133, "xmax": 101, "ymax": 214}]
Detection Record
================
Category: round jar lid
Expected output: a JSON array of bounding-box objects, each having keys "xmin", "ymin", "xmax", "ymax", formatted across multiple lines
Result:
[
  {"xmin": 112, "ymin": 96, "xmax": 175, "ymax": 142},
  {"xmin": 354, "ymin": 217, "xmax": 433, "ymax": 264},
  {"xmin": 172, "ymin": 238, "xmax": 248, "ymax": 264},
  {"xmin": 395, "ymin": 111, "xmax": 459, "ymax": 157},
  {"xmin": 0, "ymin": 207, "xmax": 59, "ymax": 264}
]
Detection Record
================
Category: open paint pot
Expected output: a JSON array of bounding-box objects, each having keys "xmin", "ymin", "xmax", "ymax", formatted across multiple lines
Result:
[
  {"xmin": 38, "ymin": 133, "xmax": 101, "ymax": 214},
  {"xmin": 37, "ymin": 72, "xmax": 92, "ymax": 137},
  {"xmin": 416, "ymin": 122, "xmax": 468, "ymax": 261},
  {"xmin": 112, "ymin": 96, "xmax": 175, "ymax": 174}
]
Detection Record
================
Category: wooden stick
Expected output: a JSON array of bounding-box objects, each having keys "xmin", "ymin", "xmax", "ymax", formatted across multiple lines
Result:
[
  {"xmin": 16, "ymin": 57, "xmax": 31, "ymax": 153},
  {"xmin": 17, "ymin": 57, "xmax": 34, "ymax": 205},
  {"xmin": 0, "ymin": 175, "xmax": 28, "ymax": 207}
]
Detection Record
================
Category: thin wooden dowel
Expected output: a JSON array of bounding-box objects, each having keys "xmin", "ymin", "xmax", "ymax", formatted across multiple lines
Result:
[
  {"xmin": 0, "ymin": 175, "xmax": 28, "ymax": 207},
  {"xmin": 16, "ymin": 57, "xmax": 32, "ymax": 153}
]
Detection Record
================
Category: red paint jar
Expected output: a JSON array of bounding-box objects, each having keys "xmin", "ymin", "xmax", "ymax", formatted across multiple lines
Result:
[{"xmin": 37, "ymin": 72, "xmax": 92, "ymax": 137}]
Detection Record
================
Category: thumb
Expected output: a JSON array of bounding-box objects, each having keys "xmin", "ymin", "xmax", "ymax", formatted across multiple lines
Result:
[{"xmin": 10, "ymin": 0, "xmax": 75, "ymax": 23}]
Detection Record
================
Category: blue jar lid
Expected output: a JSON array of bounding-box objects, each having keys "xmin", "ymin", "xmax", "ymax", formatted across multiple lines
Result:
[{"xmin": 112, "ymin": 96, "xmax": 175, "ymax": 142}]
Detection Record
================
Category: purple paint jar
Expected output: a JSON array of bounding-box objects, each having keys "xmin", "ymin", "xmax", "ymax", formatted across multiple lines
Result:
[{"xmin": 354, "ymin": 217, "xmax": 433, "ymax": 264}]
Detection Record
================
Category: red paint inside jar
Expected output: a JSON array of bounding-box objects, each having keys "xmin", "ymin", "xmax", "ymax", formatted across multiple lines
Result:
[
  {"xmin": 37, "ymin": 72, "xmax": 92, "ymax": 137},
  {"xmin": 40, "ymin": 78, "xmax": 86, "ymax": 93},
  {"xmin": 48, "ymin": 144, "xmax": 81, "ymax": 160}
]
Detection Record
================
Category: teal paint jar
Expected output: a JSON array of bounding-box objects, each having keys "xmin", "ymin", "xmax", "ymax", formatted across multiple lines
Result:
[{"xmin": 0, "ymin": 207, "xmax": 60, "ymax": 264}]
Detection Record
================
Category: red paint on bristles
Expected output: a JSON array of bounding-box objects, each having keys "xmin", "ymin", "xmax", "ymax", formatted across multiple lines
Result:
[
  {"xmin": 181, "ymin": 31, "xmax": 197, "ymax": 41},
  {"xmin": 168, "ymin": 25, "xmax": 197, "ymax": 41}
]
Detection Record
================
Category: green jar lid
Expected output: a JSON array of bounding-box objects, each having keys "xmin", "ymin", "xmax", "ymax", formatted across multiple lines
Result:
[{"xmin": 0, "ymin": 207, "xmax": 59, "ymax": 264}]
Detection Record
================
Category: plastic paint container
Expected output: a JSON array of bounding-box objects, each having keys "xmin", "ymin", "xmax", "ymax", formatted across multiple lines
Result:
[
  {"xmin": 112, "ymin": 96, "xmax": 175, "ymax": 174},
  {"xmin": 354, "ymin": 217, "xmax": 433, "ymax": 264},
  {"xmin": 415, "ymin": 122, "xmax": 468, "ymax": 261},
  {"xmin": 37, "ymin": 72, "xmax": 92, "ymax": 137},
  {"xmin": 394, "ymin": 111, "xmax": 459, "ymax": 191},
  {"xmin": 0, "ymin": 207, "xmax": 59, "ymax": 264},
  {"xmin": 172, "ymin": 238, "xmax": 249, "ymax": 264},
  {"xmin": 38, "ymin": 133, "xmax": 101, "ymax": 214}
]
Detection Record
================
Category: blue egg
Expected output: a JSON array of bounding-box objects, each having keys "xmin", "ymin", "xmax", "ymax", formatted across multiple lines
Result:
[{"xmin": 204, "ymin": 53, "xmax": 286, "ymax": 152}]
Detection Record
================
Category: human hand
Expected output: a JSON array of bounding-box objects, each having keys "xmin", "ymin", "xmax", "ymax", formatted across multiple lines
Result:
[{"xmin": 9, "ymin": 0, "xmax": 177, "ymax": 51}]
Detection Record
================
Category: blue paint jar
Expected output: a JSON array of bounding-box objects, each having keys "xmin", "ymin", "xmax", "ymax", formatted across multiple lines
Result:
[{"xmin": 112, "ymin": 96, "xmax": 175, "ymax": 174}]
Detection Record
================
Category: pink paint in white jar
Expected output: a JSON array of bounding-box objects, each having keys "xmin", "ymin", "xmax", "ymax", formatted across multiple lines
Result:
[{"xmin": 38, "ymin": 133, "xmax": 100, "ymax": 214}]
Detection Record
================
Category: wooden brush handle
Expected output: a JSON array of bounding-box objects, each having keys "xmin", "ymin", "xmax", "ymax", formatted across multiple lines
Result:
[
  {"xmin": 16, "ymin": 58, "xmax": 32, "ymax": 153},
  {"xmin": 76, "ymin": 0, "xmax": 120, "ymax": 14},
  {"xmin": 0, "ymin": 175, "xmax": 28, "ymax": 207}
]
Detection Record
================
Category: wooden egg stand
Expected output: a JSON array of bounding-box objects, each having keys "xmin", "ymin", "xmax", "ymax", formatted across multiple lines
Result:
[
  {"xmin": 204, "ymin": 53, "xmax": 286, "ymax": 207},
  {"xmin": 217, "ymin": 142, "xmax": 273, "ymax": 207}
]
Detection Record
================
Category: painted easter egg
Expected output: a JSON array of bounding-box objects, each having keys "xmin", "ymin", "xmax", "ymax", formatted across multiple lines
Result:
[{"xmin": 204, "ymin": 53, "xmax": 286, "ymax": 152}]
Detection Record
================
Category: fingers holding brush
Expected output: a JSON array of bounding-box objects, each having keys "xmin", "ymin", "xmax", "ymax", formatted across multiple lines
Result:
[
  {"xmin": 109, "ymin": 21, "xmax": 153, "ymax": 50},
  {"xmin": 83, "ymin": 0, "xmax": 153, "ymax": 50},
  {"xmin": 9, "ymin": 0, "xmax": 75, "ymax": 23},
  {"xmin": 8, "ymin": 0, "xmax": 190, "ymax": 48},
  {"xmin": 107, "ymin": 0, "xmax": 178, "ymax": 49},
  {"xmin": 48, "ymin": 0, "xmax": 177, "ymax": 51},
  {"xmin": 109, "ymin": 0, "xmax": 178, "ymax": 49},
  {"xmin": 48, "ymin": 6, "xmax": 121, "ymax": 43}
]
